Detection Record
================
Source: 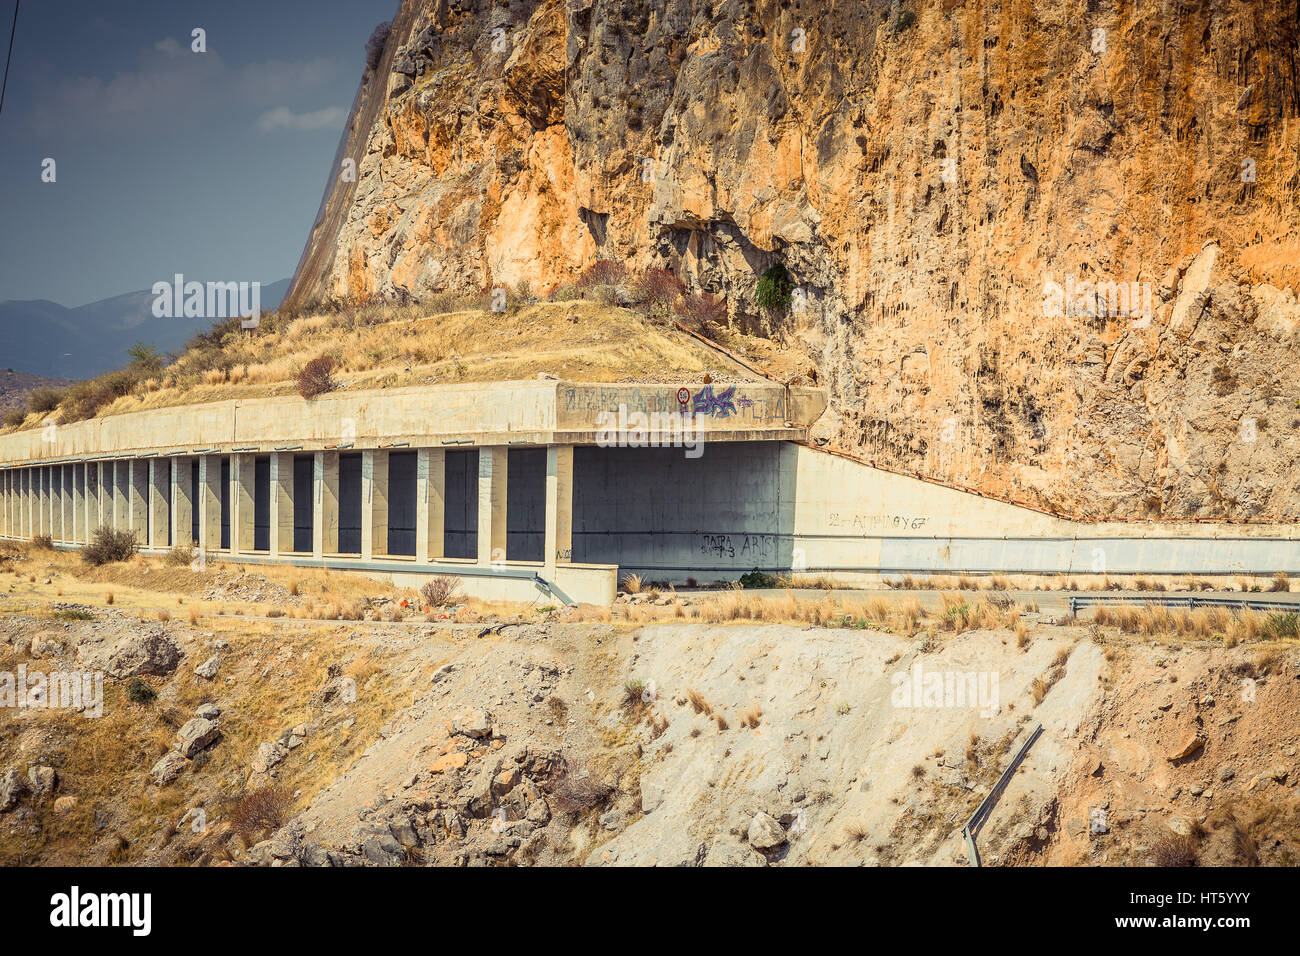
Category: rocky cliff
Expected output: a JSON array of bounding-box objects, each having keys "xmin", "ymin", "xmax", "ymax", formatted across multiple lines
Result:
[{"xmin": 286, "ymin": 0, "xmax": 1300, "ymax": 520}]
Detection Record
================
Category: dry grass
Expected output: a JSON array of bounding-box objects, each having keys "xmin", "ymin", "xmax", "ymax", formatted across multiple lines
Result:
[
  {"xmin": 620, "ymin": 572, "xmax": 643, "ymax": 594},
  {"xmin": 739, "ymin": 704, "xmax": 762, "ymax": 729},
  {"xmin": 21, "ymin": 301, "xmax": 742, "ymax": 429},
  {"xmin": 686, "ymin": 688, "xmax": 713, "ymax": 716}
]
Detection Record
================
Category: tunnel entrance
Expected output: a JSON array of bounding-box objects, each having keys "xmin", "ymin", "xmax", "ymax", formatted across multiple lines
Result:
[
  {"xmin": 506, "ymin": 448, "xmax": 545, "ymax": 562},
  {"xmin": 444, "ymin": 449, "xmax": 478, "ymax": 558},
  {"xmin": 338, "ymin": 452, "xmax": 362, "ymax": 554},
  {"xmin": 387, "ymin": 451, "xmax": 417, "ymax": 556},
  {"xmin": 220, "ymin": 457, "xmax": 230, "ymax": 550}
]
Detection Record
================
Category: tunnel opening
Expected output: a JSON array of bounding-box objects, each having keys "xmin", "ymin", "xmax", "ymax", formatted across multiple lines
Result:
[
  {"xmin": 444, "ymin": 449, "xmax": 478, "ymax": 559},
  {"xmin": 338, "ymin": 452, "xmax": 362, "ymax": 554},
  {"xmin": 387, "ymin": 451, "xmax": 417, "ymax": 556},
  {"xmin": 506, "ymin": 447, "xmax": 545, "ymax": 562},
  {"xmin": 293, "ymin": 454, "xmax": 313, "ymax": 552}
]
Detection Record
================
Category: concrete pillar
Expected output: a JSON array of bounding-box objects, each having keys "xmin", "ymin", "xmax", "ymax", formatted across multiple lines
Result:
[
  {"xmin": 314, "ymin": 451, "xmax": 339, "ymax": 557},
  {"xmin": 59, "ymin": 465, "xmax": 71, "ymax": 543},
  {"xmin": 148, "ymin": 458, "xmax": 169, "ymax": 549},
  {"xmin": 198, "ymin": 455, "xmax": 222, "ymax": 553},
  {"xmin": 171, "ymin": 457, "xmax": 194, "ymax": 548},
  {"xmin": 362, "ymin": 449, "xmax": 388, "ymax": 560},
  {"xmin": 128, "ymin": 459, "xmax": 149, "ymax": 544},
  {"xmin": 416, "ymin": 448, "xmax": 445, "ymax": 563},
  {"xmin": 113, "ymin": 461, "xmax": 129, "ymax": 530},
  {"xmin": 71, "ymin": 464, "xmax": 83, "ymax": 544},
  {"xmin": 50, "ymin": 467, "xmax": 60, "ymax": 540},
  {"xmin": 26, "ymin": 469, "xmax": 35, "ymax": 537},
  {"xmin": 36, "ymin": 467, "xmax": 47, "ymax": 536},
  {"xmin": 230, "ymin": 454, "xmax": 255, "ymax": 554},
  {"xmin": 90, "ymin": 462, "xmax": 104, "ymax": 535},
  {"xmin": 270, "ymin": 453, "xmax": 294, "ymax": 557},
  {"xmin": 544, "ymin": 444, "xmax": 574, "ymax": 577},
  {"xmin": 477, "ymin": 446, "xmax": 508, "ymax": 566}
]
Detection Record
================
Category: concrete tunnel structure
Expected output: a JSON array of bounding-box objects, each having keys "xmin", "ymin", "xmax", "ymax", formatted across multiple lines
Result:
[{"xmin": 1, "ymin": 378, "xmax": 1299, "ymax": 605}]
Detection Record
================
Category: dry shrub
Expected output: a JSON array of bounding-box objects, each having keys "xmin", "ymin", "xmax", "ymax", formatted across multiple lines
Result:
[
  {"xmin": 674, "ymin": 292, "xmax": 728, "ymax": 329},
  {"xmin": 636, "ymin": 267, "xmax": 685, "ymax": 312},
  {"xmin": 1015, "ymin": 618, "xmax": 1029, "ymax": 649},
  {"xmin": 545, "ymin": 759, "xmax": 613, "ymax": 816},
  {"xmin": 686, "ymin": 688, "xmax": 713, "ymax": 715},
  {"xmin": 844, "ymin": 820, "xmax": 869, "ymax": 842},
  {"xmin": 1030, "ymin": 676, "xmax": 1052, "ymax": 705},
  {"xmin": 715, "ymin": 713, "xmax": 729, "ymax": 731},
  {"xmin": 296, "ymin": 356, "xmax": 337, "ymax": 399},
  {"xmin": 188, "ymin": 607, "xmax": 200, "ymax": 625},
  {"xmin": 576, "ymin": 259, "xmax": 628, "ymax": 288},
  {"xmin": 1269, "ymin": 571, "xmax": 1290, "ymax": 592},
  {"xmin": 740, "ymin": 704, "xmax": 762, "ymax": 729},
  {"xmin": 82, "ymin": 527, "xmax": 137, "ymax": 566},
  {"xmin": 1150, "ymin": 835, "xmax": 1198, "ymax": 867},
  {"xmin": 29, "ymin": 534, "xmax": 54, "ymax": 550},
  {"xmin": 229, "ymin": 787, "xmax": 294, "ymax": 845},
  {"xmin": 419, "ymin": 575, "xmax": 461, "ymax": 607},
  {"xmin": 157, "ymin": 610, "xmax": 170, "ymax": 622},
  {"xmin": 865, "ymin": 597, "xmax": 890, "ymax": 624},
  {"xmin": 620, "ymin": 572, "xmax": 643, "ymax": 594}
]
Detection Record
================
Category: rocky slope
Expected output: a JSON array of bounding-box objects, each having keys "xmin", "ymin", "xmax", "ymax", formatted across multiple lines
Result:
[{"xmin": 285, "ymin": 0, "xmax": 1300, "ymax": 520}]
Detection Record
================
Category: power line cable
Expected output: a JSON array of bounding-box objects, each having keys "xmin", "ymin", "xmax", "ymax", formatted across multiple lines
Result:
[{"xmin": 0, "ymin": 0, "xmax": 18, "ymax": 117}]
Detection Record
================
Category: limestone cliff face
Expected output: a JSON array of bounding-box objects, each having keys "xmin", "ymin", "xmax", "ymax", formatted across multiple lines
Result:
[{"xmin": 287, "ymin": 0, "xmax": 1300, "ymax": 520}]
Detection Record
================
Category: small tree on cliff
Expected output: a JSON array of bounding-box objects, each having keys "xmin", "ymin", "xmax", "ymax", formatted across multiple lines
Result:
[{"xmin": 754, "ymin": 264, "xmax": 794, "ymax": 314}]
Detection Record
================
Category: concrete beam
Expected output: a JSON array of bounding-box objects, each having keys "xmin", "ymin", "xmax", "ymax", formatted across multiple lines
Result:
[
  {"xmin": 113, "ymin": 460, "xmax": 129, "ymax": 530},
  {"xmin": 149, "ymin": 458, "xmax": 170, "ymax": 549},
  {"xmin": 417, "ymin": 448, "xmax": 444, "ymax": 563},
  {"xmin": 545, "ymin": 444, "xmax": 574, "ymax": 577},
  {"xmin": 198, "ymin": 455, "xmax": 222, "ymax": 554},
  {"xmin": 314, "ymin": 451, "xmax": 339, "ymax": 557},
  {"xmin": 129, "ymin": 459, "xmax": 149, "ymax": 544},
  {"xmin": 270, "ymin": 452, "xmax": 294, "ymax": 557},
  {"xmin": 71, "ymin": 464, "xmax": 83, "ymax": 544},
  {"xmin": 477, "ymin": 446, "xmax": 507, "ymax": 566},
  {"xmin": 231, "ymin": 454, "xmax": 256, "ymax": 554},
  {"xmin": 171, "ymin": 457, "xmax": 194, "ymax": 548},
  {"xmin": 362, "ymin": 449, "xmax": 388, "ymax": 560}
]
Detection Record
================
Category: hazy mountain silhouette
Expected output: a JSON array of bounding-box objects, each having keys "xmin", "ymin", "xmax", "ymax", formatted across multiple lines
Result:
[{"xmin": 0, "ymin": 279, "xmax": 290, "ymax": 379}]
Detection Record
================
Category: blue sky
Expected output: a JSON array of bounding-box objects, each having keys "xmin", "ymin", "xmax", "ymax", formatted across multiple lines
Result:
[{"xmin": 0, "ymin": 0, "xmax": 398, "ymax": 306}]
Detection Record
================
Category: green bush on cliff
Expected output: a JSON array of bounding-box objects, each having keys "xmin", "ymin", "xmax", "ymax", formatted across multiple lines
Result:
[{"xmin": 754, "ymin": 264, "xmax": 794, "ymax": 314}]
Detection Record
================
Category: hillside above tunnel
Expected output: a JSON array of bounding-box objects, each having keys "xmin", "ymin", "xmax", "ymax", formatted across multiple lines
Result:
[{"xmin": 281, "ymin": 0, "xmax": 1300, "ymax": 522}]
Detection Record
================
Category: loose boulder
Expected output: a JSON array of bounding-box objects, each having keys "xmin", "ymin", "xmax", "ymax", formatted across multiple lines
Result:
[{"xmin": 175, "ymin": 717, "xmax": 221, "ymax": 758}]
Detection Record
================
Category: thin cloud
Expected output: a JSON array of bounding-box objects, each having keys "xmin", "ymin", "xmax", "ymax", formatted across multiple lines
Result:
[
  {"xmin": 28, "ymin": 42, "xmax": 342, "ymax": 138},
  {"xmin": 256, "ymin": 105, "xmax": 346, "ymax": 133}
]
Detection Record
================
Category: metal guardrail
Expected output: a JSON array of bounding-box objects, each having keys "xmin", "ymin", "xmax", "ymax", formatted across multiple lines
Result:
[
  {"xmin": 1068, "ymin": 594, "xmax": 1299, "ymax": 615},
  {"xmin": 962, "ymin": 722, "xmax": 1044, "ymax": 868}
]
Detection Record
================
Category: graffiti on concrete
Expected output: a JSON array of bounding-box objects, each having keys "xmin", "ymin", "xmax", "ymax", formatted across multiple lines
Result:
[
  {"xmin": 564, "ymin": 386, "xmax": 786, "ymax": 423},
  {"xmin": 829, "ymin": 512, "xmax": 930, "ymax": 532},
  {"xmin": 699, "ymin": 532, "xmax": 778, "ymax": 560},
  {"xmin": 692, "ymin": 385, "xmax": 738, "ymax": 417}
]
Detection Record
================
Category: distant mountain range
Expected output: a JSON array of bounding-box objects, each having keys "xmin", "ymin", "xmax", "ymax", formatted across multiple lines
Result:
[{"xmin": 0, "ymin": 278, "xmax": 290, "ymax": 380}]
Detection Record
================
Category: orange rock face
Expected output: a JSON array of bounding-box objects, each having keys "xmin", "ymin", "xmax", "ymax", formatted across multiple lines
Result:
[{"xmin": 287, "ymin": 0, "xmax": 1300, "ymax": 519}]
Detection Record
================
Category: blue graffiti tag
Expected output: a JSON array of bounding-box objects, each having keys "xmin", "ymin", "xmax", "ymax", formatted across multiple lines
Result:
[{"xmin": 692, "ymin": 384, "xmax": 738, "ymax": 417}]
